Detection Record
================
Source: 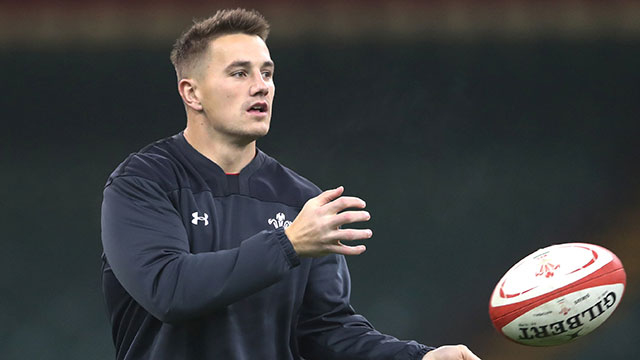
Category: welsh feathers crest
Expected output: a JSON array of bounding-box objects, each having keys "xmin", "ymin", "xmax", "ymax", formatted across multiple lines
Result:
[{"xmin": 268, "ymin": 212, "xmax": 291, "ymax": 229}]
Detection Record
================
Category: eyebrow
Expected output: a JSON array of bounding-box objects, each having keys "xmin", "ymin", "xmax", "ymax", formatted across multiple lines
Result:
[{"xmin": 224, "ymin": 60, "xmax": 275, "ymax": 71}]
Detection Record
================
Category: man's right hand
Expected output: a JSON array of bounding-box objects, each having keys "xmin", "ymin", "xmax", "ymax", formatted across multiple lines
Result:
[
  {"xmin": 422, "ymin": 345, "xmax": 482, "ymax": 360},
  {"xmin": 285, "ymin": 186, "xmax": 372, "ymax": 257}
]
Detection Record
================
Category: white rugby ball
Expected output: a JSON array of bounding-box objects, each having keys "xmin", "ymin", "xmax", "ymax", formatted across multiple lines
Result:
[{"xmin": 489, "ymin": 242, "xmax": 626, "ymax": 346}]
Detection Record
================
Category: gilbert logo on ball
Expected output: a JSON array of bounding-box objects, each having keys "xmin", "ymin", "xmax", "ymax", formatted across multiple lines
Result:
[{"xmin": 489, "ymin": 243, "xmax": 626, "ymax": 346}]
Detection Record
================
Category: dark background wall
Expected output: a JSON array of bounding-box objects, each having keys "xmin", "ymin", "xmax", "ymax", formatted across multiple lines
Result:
[{"xmin": 1, "ymin": 1, "xmax": 639, "ymax": 359}]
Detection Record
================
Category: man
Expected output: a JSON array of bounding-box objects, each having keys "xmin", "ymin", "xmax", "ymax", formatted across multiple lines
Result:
[{"xmin": 101, "ymin": 8, "xmax": 481, "ymax": 360}]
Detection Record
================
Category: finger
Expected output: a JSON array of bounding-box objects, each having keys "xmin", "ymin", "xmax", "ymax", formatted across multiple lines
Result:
[
  {"xmin": 327, "ymin": 242, "xmax": 367, "ymax": 256},
  {"xmin": 332, "ymin": 228, "xmax": 373, "ymax": 242},
  {"xmin": 459, "ymin": 345, "xmax": 481, "ymax": 360},
  {"xmin": 325, "ymin": 196, "xmax": 366, "ymax": 214},
  {"xmin": 331, "ymin": 210, "xmax": 371, "ymax": 227},
  {"xmin": 314, "ymin": 186, "xmax": 344, "ymax": 206},
  {"xmin": 464, "ymin": 349, "xmax": 482, "ymax": 360}
]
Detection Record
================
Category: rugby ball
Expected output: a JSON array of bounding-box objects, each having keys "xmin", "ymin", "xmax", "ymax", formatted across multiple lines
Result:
[{"xmin": 489, "ymin": 243, "xmax": 626, "ymax": 346}]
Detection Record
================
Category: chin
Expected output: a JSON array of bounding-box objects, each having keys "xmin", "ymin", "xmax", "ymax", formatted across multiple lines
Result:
[
  {"xmin": 252, "ymin": 122, "xmax": 271, "ymax": 137},
  {"xmin": 239, "ymin": 126, "xmax": 270, "ymax": 143}
]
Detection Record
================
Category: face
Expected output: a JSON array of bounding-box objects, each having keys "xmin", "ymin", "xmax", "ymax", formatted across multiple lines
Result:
[{"xmin": 193, "ymin": 33, "xmax": 275, "ymax": 144}]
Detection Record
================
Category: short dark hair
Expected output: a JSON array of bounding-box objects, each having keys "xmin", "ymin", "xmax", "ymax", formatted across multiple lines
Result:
[{"xmin": 170, "ymin": 8, "xmax": 270, "ymax": 79}]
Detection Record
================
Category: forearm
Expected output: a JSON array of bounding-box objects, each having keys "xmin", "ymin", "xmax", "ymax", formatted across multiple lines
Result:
[
  {"xmin": 105, "ymin": 230, "xmax": 296, "ymax": 323},
  {"xmin": 102, "ymin": 176, "xmax": 300, "ymax": 323},
  {"xmin": 297, "ymin": 254, "xmax": 433, "ymax": 360},
  {"xmin": 298, "ymin": 310, "xmax": 432, "ymax": 360}
]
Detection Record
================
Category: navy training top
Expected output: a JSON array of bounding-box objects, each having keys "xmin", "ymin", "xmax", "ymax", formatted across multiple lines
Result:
[{"xmin": 101, "ymin": 133, "xmax": 432, "ymax": 360}]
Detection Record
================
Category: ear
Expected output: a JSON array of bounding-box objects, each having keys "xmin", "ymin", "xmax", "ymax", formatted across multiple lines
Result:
[{"xmin": 178, "ymin": 78, "xmax": 203, "ymax": 112}]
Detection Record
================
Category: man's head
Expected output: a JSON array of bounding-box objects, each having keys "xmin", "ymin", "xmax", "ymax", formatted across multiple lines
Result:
[
  {"xmin": 172, "ymin": 9, "xmax": 275, "ymax": 145},
  {"xmin": 170, "ymin": 8, "xmax": 270, "ymax": 80}
]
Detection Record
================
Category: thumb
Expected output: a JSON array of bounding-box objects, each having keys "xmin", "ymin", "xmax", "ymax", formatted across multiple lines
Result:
[{"xmin": 315, "ymin": 186, "xmax": 344, "ymax": 205}]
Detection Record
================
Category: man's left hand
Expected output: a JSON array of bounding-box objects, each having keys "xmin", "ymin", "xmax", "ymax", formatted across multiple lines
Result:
[{"xmin": 422, "ymin": 345, "xmax": 481, "ymax": 360}]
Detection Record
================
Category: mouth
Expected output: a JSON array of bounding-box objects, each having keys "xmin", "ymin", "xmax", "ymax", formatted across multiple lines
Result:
[{"xmin": 247, "ymin": 101, "xmax": 269, "ymax": 115}]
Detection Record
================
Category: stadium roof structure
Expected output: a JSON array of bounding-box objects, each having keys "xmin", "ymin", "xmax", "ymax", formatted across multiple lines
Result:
[{"xmin": 1, "ymin": 0, "xmax": 639, "ymax": 48}]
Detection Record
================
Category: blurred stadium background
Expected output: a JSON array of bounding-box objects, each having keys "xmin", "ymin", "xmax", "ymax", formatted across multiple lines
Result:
[{"xmin": 1, "ymin": 0, "xmax": 638, "ymax": 359}]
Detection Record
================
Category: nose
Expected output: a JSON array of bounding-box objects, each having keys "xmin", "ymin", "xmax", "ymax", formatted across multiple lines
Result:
[{"xmin": 250, "ymin": 73, "xmax": 269, "ymax": 97}]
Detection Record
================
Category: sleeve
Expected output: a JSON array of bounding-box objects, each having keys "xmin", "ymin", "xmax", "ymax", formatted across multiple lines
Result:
[
  {"xmin": 101, "ymin": 175, "xmax": 300, "ymax": 324},
  {"xmin": 296, "ymin": 254, "xmax": 434, "ymax": 360}
]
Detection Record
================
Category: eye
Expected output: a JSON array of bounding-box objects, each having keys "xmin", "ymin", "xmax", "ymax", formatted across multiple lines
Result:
[
  {"xmin": 262, "ymin": 71, "xmax": 273, "ymax": 79},
  {"xmin": 231, "ymin": 71, "xmax": 247, "ymax": 78}
]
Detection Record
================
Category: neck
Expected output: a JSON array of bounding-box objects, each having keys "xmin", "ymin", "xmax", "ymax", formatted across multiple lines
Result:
[{"xmin": 183, "ymin": 124, "xmax": 256, "ymax": 174}]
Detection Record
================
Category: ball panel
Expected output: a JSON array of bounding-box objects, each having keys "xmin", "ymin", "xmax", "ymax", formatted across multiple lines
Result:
[
  {"xmin": 500, "ymin": 283, "xmax": 624, "ymax": 346},
  {"xmin": 490, "ymin": 243, "xmax": 614, "ymax": 308}
]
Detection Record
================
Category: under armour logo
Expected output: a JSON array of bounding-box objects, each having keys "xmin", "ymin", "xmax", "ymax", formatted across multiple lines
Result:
[
  {"xmin": 268, "ymin": 212, "xmax": 291, "ymax": 229},
  {"xmin": 191, "ymin": 212, "xmax": 209, "ymax": 226}
]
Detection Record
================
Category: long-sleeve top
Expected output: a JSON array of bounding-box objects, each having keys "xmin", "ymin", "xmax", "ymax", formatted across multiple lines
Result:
[{"xmin": 101, "ymin": 132, "xmax": 433, "ymax": 359}]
